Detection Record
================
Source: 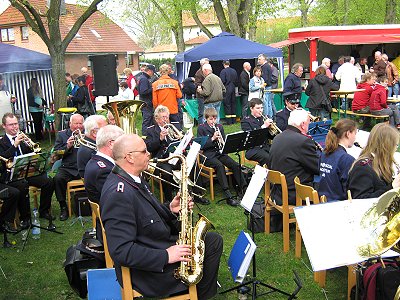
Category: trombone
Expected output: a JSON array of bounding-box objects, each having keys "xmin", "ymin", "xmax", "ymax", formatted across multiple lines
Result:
[
  {"xmin": 17, "ymin": 131, "xmax": 41, "ymax": 153},
  {"xmin": 0, "ymin": 155, "xmax": 13, "ymax": 169}
]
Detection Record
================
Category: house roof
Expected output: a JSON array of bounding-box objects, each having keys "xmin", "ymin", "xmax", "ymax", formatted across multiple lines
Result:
[
  {"xmin": 0, "ymin": 1, "xmax": 143, "ymax": 54},
  {"xmin": 146, "ymin": 44, "xmax": 177, "ymax": 53},
  {"xmin": 185, "ymin": 35, "xmax": 209, "ymax": 45},
  {"xmin": 182, "ymin": 10, "xmax": 218, "ymax": 27}
]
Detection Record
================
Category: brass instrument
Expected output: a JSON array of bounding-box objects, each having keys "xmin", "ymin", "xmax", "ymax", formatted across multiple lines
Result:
[
  {"xmin": 102, "ymin": 100, "xmax": 145, "ymax": 134},
  {"xmin": 163, "ymin": 123, "xmax": 185, "ymax": 141},
  {"xmin": 17, "ymin": 132, "xmax": 41, "ymax": 153},
  {"xmin": 211, "ymin": 125, "xmax": 224, "ymax": 150},
  {"xmin": 150, "ymin": 155, "xmax": 213, "ymax": 285},
  {"xmin": 71, "ymin": 129, "xmax": 97, "ymax": 150},
  {"xmin": 0, "ymin": 155, "xmax": 13, "ymax": 169},
  {"xmin": 357, "ymin": 188, "xmax": 400, "ymax": 257},
  {"xmin": 309, "ymin": 114, "xmax": 321, "ymax": 122},
  {"xmin": 262, "ymin": 115, "xmax": 281, "ymax": 137}
]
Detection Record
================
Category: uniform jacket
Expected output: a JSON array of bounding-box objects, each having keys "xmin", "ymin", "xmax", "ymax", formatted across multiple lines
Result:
[
  {"xmin": 197, "ymin": 123, "xmax": 225, "ymax": 159},
  {"xmin": 352, "ymin": 82, "xmax": 374, "ymax": 111},
  {"xmin": 84, "ymin": 154, "xmax": 113, "ymax": 203},
  {"xmin": 260, "ymin": 63, "xmax": 272, "ymax": 87},
  {"xmin": 137, "ymin": 73, "xmax": 153, "ymax": 105},
  {"xmin": 54, "ymin": 129, "xmax": 79, "ymax": 177},
  {"xmin": 77, "ymin": 136, "xmax": 96, "ymax": 178},
  {"xmin": 275, "ymin": 107, "xmax": 291, "ymax": 131},
  {"xmin": 100, "ymin": 165, "xmax": 186, "ymax": 298},
  {"xmin": 145, "ymin": 122, "xmax": 182, "ymax": 159},
  {"xmin": 198, "ymin": 73, "xmax": 226, "ymax": 104},
  {"xmin": 305, "ymin": 74, "xmax": 339, "ymax": 110},
  {"xmin": 283, "ymin": 73, "xmax": 302, "ymax": 94},
  {"xmin": 369, "ymin": 83, "xmax": 388, "ymax": 111},
  {"xmin": 238, "ymin": 70, "xmax": 250, "ymax": 95},
  {"xmin": 269, "ymin": 125, "xmax": 320, "ymax": 205},
  {"xmin": 220, "ymin": 67, "xmax": 238, "ymax": 90},
  {"xmin": 347, "ymin": 158, "xmax": 392, "ymax": 199},
  {"xmin": 241, "ymin": 115, "xmax": 271, "ymax": 159},
  {"xmin": 152, "ymin": 75, "xmax": 182, "ymax": 114}
]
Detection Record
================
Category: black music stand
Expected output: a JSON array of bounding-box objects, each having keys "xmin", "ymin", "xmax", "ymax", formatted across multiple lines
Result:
[
  {"xmin": 8, "ymin": 153, "xmax": 63, "ymax": 251},
  {"xmin": 220, "ymin": 168, "xmax": 302, "ymax": 299}
]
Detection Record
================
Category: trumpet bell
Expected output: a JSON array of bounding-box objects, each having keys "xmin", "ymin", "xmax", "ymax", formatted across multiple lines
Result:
[{"xmin": 102, "ymin": 100, "xmax": 145, "ymax": 134}]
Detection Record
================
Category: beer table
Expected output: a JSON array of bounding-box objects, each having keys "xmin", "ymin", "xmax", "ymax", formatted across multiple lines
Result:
[
  {"xmin": 269, "ymin": 88, "xmax": 284, "ymax": 108},
  {"xmin": 330, "ymin": 89, "xmax": 365, "ymax": 118},
  {"xmin": 387, "ymin": 96, "xmax": 400, "ymax": 104}
]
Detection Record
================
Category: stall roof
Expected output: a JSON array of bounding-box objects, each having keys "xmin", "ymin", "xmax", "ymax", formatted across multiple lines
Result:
[
  {"xmin": 318, "ymin": 35, "xmax": 400, "ymax": 45},
  {"xmin": 269, "ymin": 38, "xmax": 305, "ymax": 48}
]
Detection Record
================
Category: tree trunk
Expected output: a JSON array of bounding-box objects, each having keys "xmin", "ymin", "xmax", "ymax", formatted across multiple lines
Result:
[
  {"xmin": 50, "ymin": 50, "xmax": 67, "ymax": 127},
  {"xmin": 384, "ymin": 0, "xmax": 396, "ymax": 23},
  {"xmin": 213, "ymin": 0, "xmax": 230, "ymax": 32}
]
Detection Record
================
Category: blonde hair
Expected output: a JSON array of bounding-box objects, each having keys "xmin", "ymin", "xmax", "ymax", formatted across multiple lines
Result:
[
  {"xmin": 352, "ymin": 123, "xmax": 399, "ymax": 183},
  {"xmin": 123, "ymin": 68, "xmax": 132, "ymax": 76}
]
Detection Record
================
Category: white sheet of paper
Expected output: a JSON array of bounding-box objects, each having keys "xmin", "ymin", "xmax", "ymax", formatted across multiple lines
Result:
[
  {"xmin": 241, "ymin": 165, "xmax": 268, "ymax": 212},
  {"xmin": 169, "ymin": 129, "xmax": 193, "ymax": 165},
  {"xmin": 312, "ymin": 61, "xmax": 319, "ymax": 72},
  {"xmin": 186, "ymin": 141, "xmax": 200, "ymax": 175},
  {"xmin": 294, "ymin": 198, "xmax": 398, "ymax": 272}
]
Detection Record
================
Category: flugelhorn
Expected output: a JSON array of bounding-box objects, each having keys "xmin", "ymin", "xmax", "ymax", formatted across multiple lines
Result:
[
  {"xmin": 262, "ymin": 115, "xmax": 281, "ymax": 136},
  {"xmin": 164, "ymin": 123, "xmax": 184, "ymax": 141},
  {"xmin": 18, "ymin": 132, "xmax": 41, "ymax": 153},
  {"xmin": 0, "ymin": 155, "xmax": 13, "ymax": 169},
  {"xmin": 71, "ymin": 129, "xmax": 97, "ymax": 151}
]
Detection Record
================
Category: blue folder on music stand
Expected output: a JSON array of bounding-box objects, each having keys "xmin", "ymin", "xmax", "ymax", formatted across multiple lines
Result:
[{"xmin": 228, "ymin": 230, "xmax": 257, "ymax": 283}]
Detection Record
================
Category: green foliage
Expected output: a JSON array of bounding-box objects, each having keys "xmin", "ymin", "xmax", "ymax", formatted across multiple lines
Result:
[{"xmin": 140, "ymin": 58, "xmax": 176, "ymax": 70}]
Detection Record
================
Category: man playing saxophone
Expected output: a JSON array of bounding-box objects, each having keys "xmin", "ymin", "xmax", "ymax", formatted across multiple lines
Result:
[
  {"xmin": 197, "ymin": 107, "xmax": 246, "ymax": 206},
  {"xmin": 0, "ymin": 113, "xmax": 55, "ymax": 226},
  {"xmin": 100, "ymin": 134, "xmax": 222, "ymax": 299}
]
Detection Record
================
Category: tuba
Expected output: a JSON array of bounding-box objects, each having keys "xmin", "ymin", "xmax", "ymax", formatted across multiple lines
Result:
[
  {"xmin": 357, "ymin": 188, "xmax": 400, "ymax": 257},
  {"xmin": 102, "ymin": 100, "xmax": 145, "ymax": 134}
]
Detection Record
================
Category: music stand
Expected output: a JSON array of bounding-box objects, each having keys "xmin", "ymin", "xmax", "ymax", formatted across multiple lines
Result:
[
  {"xmin": 8, "ymin": 153, "xmax": 63, "ymax": 251},
  {"xmin": 220, "ymin": 165, "xmax": 302, "ymax": 299}
]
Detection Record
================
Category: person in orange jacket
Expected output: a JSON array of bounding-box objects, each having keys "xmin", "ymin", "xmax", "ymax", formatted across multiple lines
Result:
[{"xmin": 152, "ymin": 64, "xmax": 182, "ymax": 123}]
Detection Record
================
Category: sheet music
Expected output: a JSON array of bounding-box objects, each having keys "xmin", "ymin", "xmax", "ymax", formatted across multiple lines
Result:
[
  {"xmin": 185, "ymin": 141, "xmax": 200, "ymax": 175},
  {"xmin": 169, "ymin": 128, "xmax": 193, "ymax": 165},
  {"xmin": 241, "ymin": 165, "xmax": 268, "ymax": 212}
]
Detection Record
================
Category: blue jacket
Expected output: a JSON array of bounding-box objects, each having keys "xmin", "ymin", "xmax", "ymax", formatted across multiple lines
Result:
[
  {"xmin": 318, "ymin": 146, "xmax": 355, "ymax": 201},
  {"xmin": 283, "ymin": 73, "xmax": 302, "ymax": 94}
]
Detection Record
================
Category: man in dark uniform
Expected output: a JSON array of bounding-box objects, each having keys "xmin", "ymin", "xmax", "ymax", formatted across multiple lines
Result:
[
  {"xmin": 0, "ymin": 113, "xmax": 55, "ymax": 226},
  {"xmin": 53, "ymin": 113, "xmax": 84, "ymax": 221},
  {"xmin": 241, "ymin": 98, "xmax": 273, "ymax": 166},
  {"xmin": 0, "ymin": 183, "xmax": 19, "ymax": 233},
  {"xmin": 138, "ymin": 64, "xmax": 156, "ymax": 136},
  {"xmin": 220, "ymin": 60, "xmax": 238, "ymax": 125},
  {"xmin": 77, "ymin": 115, "xmax": 107, "ymax": 178},
  {"xmin": 84, "ymin": 125, "xmax": 123, "ymax": 203},
  {"xmin": 197, "ymin": 108, "xmax": 245, "ymax": 206},
  {"xmin": 145, "ymin": 105, "xmax": 183, "ymax": 203},
  {"xmin": 100, "ymin": 133, "xmax": 222, "ymax": 299},
  {"xmin": 194, "ymin": 58, "xmax": 209, "ymax": 124},
  {"xmin": 276, "ymin": 92, "xmax": 301, "ymax": 131}
]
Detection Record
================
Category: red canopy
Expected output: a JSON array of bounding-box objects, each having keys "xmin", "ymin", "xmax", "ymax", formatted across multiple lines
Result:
[{"xmin": 319, "ymin": 34, "xmax": 400, "ymax": 45}]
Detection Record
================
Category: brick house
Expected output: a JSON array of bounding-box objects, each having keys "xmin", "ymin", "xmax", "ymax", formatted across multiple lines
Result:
[{"xmin": 0, "ymin": 0, "xmax": 143, "ymax": 75}]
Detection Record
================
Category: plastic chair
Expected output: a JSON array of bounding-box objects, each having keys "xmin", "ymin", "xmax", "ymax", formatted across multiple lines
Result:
[
  {"xmin": 57, "ymin": 107, "xmax": 77, "ymax": 131},
  {"xmin": 66, "ymin": 179, "xmax": 85, "ymax": 217},
  {"xmin": 264, "ymin": 170, "xmax": 295, "ymax": 253}
]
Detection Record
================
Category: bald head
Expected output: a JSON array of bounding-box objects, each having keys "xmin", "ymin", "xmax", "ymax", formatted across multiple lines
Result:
[
  {"xmin": 69, "ymin": 114, "xmax": 84, "ymax": 132},
  {"xmin": 113, "ymin": 134, "xmax": 143, "ymax": 161},
  {"xmin": 81, "ymin": 67, "xmax": 88, "ymax": 74}
]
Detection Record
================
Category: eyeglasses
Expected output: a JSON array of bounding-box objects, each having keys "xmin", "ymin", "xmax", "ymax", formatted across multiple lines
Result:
[{"xmin": 124, "ymin": 148, "xmax": 148, "ymax": 159}]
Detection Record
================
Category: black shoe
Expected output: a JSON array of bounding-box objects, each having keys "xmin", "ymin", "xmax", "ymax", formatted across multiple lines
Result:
[
  {"xmin": 227, "ymin": 197, "xmax": 240, "ymax": 207},
  {"xmin": 20, "ymin": 219, "xmax": 31, "ymax": 230},
  {"xmin": 0, "ymin": 221, "xmax": 18, "ymax": 234},
  {"xmin": 40, "ymin": 212, "xmax": 56, "ymax": 221},
  {"xmin": 194, "ymin": 197, "xmax": 210, "ymax": 205},
  {"xmin": 60, "ymin": 208, "xmax": 68, "ymax": 221}
]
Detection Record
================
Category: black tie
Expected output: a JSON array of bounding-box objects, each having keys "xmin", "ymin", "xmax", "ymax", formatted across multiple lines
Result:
[{"xmin": 12, "ymin": 136, "xmax": 21, "ymax": 156}]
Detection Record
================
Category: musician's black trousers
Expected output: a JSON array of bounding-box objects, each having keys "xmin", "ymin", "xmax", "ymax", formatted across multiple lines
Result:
[
  {"xmin": 0, "ymin": 183, "xmax": 19, "ymax": 223},
  {"xmin": 54, "ymin": 168, "xmax": 80, "ymax": 209}
]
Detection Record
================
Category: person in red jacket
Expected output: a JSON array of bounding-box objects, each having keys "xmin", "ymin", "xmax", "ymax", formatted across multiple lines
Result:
[
  {"xmin": 352, "ymin": 73, "xmax": 376, "ymax": 113},
  {"xmin": 369, "ymin": 76, "xmax": 400, "ymax": 127}
]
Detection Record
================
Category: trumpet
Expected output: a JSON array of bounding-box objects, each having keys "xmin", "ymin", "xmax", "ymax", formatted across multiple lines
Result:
[
  {"xmin": 211, "ymin": 125, "xmax": 225, "ymax": 150},
  {"xmin": 17, "ymin": 132, "xmax": 41, "ymax": 153},
  {"xmin": 163, "ymin": 123, "xmax": 184, "ymax": 141},
  {"xmin": 0, "ymin": 155, "xmax": 13, "ymax": 169},
  {"xmin": 262, "ymin": 115, "xmax": 281, "ymax": 136},
  {"xmin": 71, "ymin": 129, "xmax": 97, "ymax": 151}
]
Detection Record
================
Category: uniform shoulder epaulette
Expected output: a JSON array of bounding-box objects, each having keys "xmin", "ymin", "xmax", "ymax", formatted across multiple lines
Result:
[
  {"xmin": 147, "ymin": 125, "xmax": 155, "ymax": 129},
  {"xmin": 199, "ymin": 123, "xmax": 205, "ymax": 127},
  {"xmin": 359, "ymin": 158, "xmax": 371, "ymax": 166},
  {"xmin": 277, "ymin": 109, "xmax": 283, "ymax": 113},
  {"xmin": 97, "ymin": 161, "xmax": 106, "ymax": 168}
]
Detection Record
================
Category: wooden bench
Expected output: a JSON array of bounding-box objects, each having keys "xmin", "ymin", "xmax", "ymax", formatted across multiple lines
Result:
[{"xmin": 331, "ymin": 108, "xmax": 389, "ymax": 121}]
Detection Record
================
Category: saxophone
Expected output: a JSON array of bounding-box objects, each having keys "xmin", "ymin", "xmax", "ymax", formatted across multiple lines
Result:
[{"xmin": 158, "ymin": 154, "xmax": 214, "ymax": 285}]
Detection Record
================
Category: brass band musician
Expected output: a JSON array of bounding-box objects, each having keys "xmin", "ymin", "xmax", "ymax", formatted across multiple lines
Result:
[
  {"xmin": 197, "ymin": 108, "xmax": 245, "ymax": 206},
  {"xmin": 100, "ymin": 134, "xmax": 222, "ymax": 299}
]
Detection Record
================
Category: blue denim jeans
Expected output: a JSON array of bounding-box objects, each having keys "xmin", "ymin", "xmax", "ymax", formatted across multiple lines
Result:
[
  {"xmin": 388, "ymin": 83, "xmax": 400, "ymax": 97},
  {"xmin": 204, "ymin": 101, "xmax": 222, "ymax": 124},
  {"xmin": 263, "ymin": 86, "xmax": 274, "ymax": 118}
]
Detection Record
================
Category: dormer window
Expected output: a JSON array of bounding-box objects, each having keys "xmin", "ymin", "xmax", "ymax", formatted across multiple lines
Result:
[
  {"xmin": 75, "ymin": 32, "xmax": 82, "ymax": 39},
  {"xmin": 90, "ymin": 29, "xmax": 102, "ymax": 39}
]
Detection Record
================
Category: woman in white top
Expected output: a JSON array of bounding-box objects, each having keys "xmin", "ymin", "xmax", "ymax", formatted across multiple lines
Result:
[
  {"xmin": 248, "ymin": 66, "xmax": 266, "ymax": 101},
  {"xmin": 118, "ymin": 82, "xmax": 134, "ymax": 100}
]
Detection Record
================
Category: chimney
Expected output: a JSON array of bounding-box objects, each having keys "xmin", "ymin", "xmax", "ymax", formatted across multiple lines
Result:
[{"xmin": 46, "ymin": 0, "xmax": 66, "ymax": 15}]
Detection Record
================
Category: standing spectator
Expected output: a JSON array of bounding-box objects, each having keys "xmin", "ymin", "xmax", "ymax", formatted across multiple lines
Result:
[
  {"xmin": 181, "ymin": 77, "xmax": 196, "ymax": 100},
  {"xmin": 0, "ymin": 74, "xmax": 14, "ymax": 113},
  {"xmin": 137, "ymin": 64, "xmax": 156, "ymax": 135},
  {"xmin": 355, "ymin": 57, "xmax": 369, "ymax": 76},
  {"xmin": 166, "ymin": 63, "xmax": 183, "ymax": 124},
  {"xmin": 220, "ymin": 60, "xmax": 238, "ymax": 125},
  {"xmin": 70, "ymin": 74, "xmax": 80, "ymax": 96},
  {"xmin": 167, "ymin": 63, "xmax": 179, "ymax": 82},
  {"xmin": 152, "ymin": 64, "xmax": 182, "ymax": 123},
  {"xmin": 352, "ymin": 73, "xmax": 376, "ymax": 113},
  {"xmin": 369, "ymin": 76, "xmax": 400, "ymax": 127},
  {"xmin": 117, "ymin": 82, "xmax": 134, "ymax": 100},
  {"xmin": 68, "ymin": 76, "xmax": 95, "ymax": 118},
  {"xmin": 372, "ymin": 51, "xmax": 387, "ymax": 77},
  {"xmin": 123, "ymin": 68, "xmax": 138, "ymax": 99},
  {"xmin": 81, "ymin": 67, "xmax": 95, "ymax": 105},
  {"xmin": 238, "ymin": 62, "xmax": 251, "ymax": 118},
  {"xmin": 27, "ymin": 78, "xmax": 45, "ymax": 140},
  {"xmin": 335, "ymin": 56, "xmax": 361, "ymax": 91},
  {"xmin": 65, "ymin": 73, "xmax": 74, "ymax": 97},
  {"xmin": 382, "ymin": 54, "xmax": 399, "ymax": 97},
  {"xmin": 283, "ymin": 63, "xmax": 304, "ymax": 94},
  {"xmin": 318, "ymin": 119, "xmax": 357, "ymax": 202},
  {"xmin": 269, "ymin": 59, "xmax": 279, "ymax": 116},
  {"xmin": 248, "ymin": 67, "xmax": 266, "ymax": 103},
  {"xmin": 195, "ymin": 58, "xmax": 209, "ymax": 124},
  {"xmin": 305, "ymin": 66, "xmax": 339, "ymax": 119},
  {"xmin": 257, "ymin": 54, "xmax": 274, "ymax": 119},
  {"xmin": 197, "ymin": 64, "xmax": 226, "ymax": 124},
  {"xmin": 321, "ymin": 58, "xmax": 333, "ymax": 80},
  {"xmin": 331, "ymin": 56, "xmax": 344, "ymax": 83}
]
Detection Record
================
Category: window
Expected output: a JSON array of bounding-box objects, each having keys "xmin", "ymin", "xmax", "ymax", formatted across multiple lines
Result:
[
  {"xmin": 90, "ymin": 29, "xmax": 102, "ymax": 39},
  {"xmin": 1, "ymin": 28, "xmax": 15, "ymax": 42},
  {"xmin": 21, "ymin": 26, "xmax": 29, "ymax": 40}
]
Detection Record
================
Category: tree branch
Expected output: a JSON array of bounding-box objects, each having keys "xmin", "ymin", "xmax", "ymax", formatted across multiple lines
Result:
[
  {"xmin": 190, "ymin": 6, "xmax": 213, "ymax": 38},
  {"xmin": 212, "ymin": 0, "xmax": 230, "ymax": 32}
]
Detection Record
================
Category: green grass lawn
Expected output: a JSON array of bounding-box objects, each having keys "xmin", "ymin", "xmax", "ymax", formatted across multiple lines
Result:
[{"xmin": 0, "ymin": 116, "xmax": 350, "ymax": 300}]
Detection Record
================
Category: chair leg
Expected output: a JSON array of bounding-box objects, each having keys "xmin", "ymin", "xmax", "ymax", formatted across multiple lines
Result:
[
  {"xmin": 209, "ymin": 173, "xmax": 214, "ymax": 202},
  {"xmin": 295, "ymin": 223, "xmax": 302, "ymax": 258},
  {"xmin": 264, "ymin": 207, "xmax": 271, "ymax": 234},
  {"xmin": 282, "ymin": 212, "xmax": 290, "ymax": 253},
  {"xmin": 159, "ymin": 179, "xmax": 164, "ymax": 203},
  {"xmin": 347, "ymin": 264, "xmax": 356, "ymax": 300},
  {"xmin": 67, "ymin": 185, "xmax": 72, "ymax": 217},
  {"xmin": 188, "ymin": 285, "xmax": 197, "ymax": 300},
  {"xmin": 314, "ymin": 270, "xmax": 326, "ymax": 288}
]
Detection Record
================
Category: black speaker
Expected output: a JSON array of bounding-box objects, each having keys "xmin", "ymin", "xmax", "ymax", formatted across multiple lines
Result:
[{"xmin": 89, "ymin": 54, "xmax": 119, "ymax": 96}]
